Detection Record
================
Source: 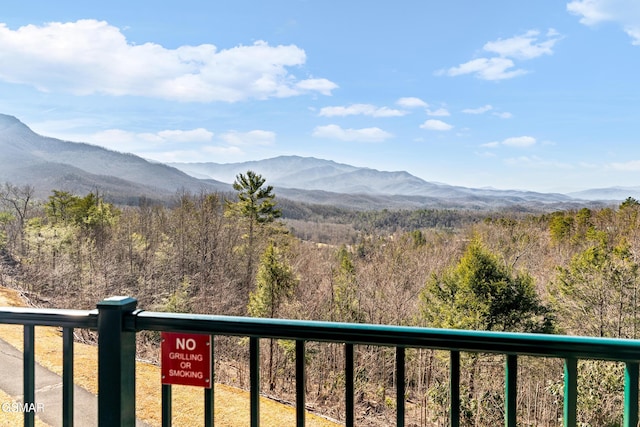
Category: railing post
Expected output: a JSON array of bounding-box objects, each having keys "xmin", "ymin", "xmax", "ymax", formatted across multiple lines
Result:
[
  {"xmin": 24, "ymin": 325, "xmax": 35, "ymax": 427},
  {"xmin": 205, "ymin": 334, "xmax": 214, "ymax": 427},
  {"xmin": 97, "ymin": 296, "xmax": 138, "ymax": 427},
  {"xmin": 162, "ymin": 384, "xmax": 172, "ymax": 427},
  {"xmin": 396, "ymin": 347, "xmax": 405, "ymax": 427},
  {"xmin": 250, "ymin": 337, "xmax": 260, "ymax": 427},
  {"xmin": 505, "ymin": 354, "xmax": 517, "ymax": 427},
  {"xmin": 450, "ymin": 351, "xmax": 460, "ymax": 427},
  {"xmin": 345, "ymin": 343, "xmax": 355, "ymax": 427},
  {"xmin": 564, "ymin": 357, "xmax": 578, "ymax": 427},
  {"xmin": 63, "ymin": 327, "xmax": 75, "ymax": 427},
  {"xmin": 296, "ymin": 340, "xmax": 306, "ymax": 427},
  {"xmin": 624, "ymin": 362, "xmax": 639, "ymax": 427}
]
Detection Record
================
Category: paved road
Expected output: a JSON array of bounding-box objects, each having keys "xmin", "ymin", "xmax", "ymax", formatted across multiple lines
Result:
[{"xmin": 0, "ymin": 338, "xmax": 151, "ymax": 427}]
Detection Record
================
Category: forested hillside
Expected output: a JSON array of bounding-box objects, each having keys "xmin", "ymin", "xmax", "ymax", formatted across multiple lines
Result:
[{"xmin": 0, "ymin": 177, "xmax": 636, "ymax": 426}]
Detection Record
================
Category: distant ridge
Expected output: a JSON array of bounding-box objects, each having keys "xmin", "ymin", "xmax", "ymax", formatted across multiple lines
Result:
[
  {"xmin": 169, "ymin": 156, "xmax": 590, "ymax": 210},
  {"xmin": 0, "ymin": 113, "xmax": 626, "ymax": 210},
  {"xmin": 568, "ymin": 187, "xmax": 640, "ymax": 201},
  {"xmin": 0, "ymin": 113, "xmax": 229, "ymax": 201}
]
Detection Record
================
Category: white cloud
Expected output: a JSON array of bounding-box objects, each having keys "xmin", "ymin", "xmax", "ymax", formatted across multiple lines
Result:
[
  {"xmin": 141, "ymin": 146, "xmax": 244, "ymax": 163},
  {"xmin": 88, "ymin": 128, "xmax": 214, "ymax": 152},
  {"xmin": 441, "ymin": 29, "xmax": 562, "ymax": 80},
  {"xmin": 312, "ymin": 124, "xmax": 393, "ymax": 142},
  {"xmin": 463, "ymin": 105, "xmax": 493, "ymax": 114},
  {"xmin": 157, "ymin": 128, "xmax": 215, "ymax": 143},
  {"xmin": 477, "ymin": 151, "xmax": 498, "ymax": 158},
  {"xmin": 503, "ymin": 136, "xmax": 536, "ymax": 147},
  {"xmin": 627, "ymin": 27, "xmax": 640, "ymax": 44},
  {"xmin": 0, "ymin": 19, "xmax": 337, "ymax": 101},
  {"xmin": 396, "ymin": 97, "xmax": 428, "ymax": 108},
  {"xmin": 220, "ymin": 130, "xmax": 276, "ymax": 146},
  {"xmin": 484, "ymin": 136, "xmax": 536, "ymax": 148},
  {"xmin": 483, "ymin": 29, "xmax": 562, "ymax": 60},
  {"xmin": 504, "ymin": 155, "xmax": 572, "ymax": 169},
  {"xmin": 427, "ymin": 108, "xmax": 450, "ymax": 117},
  {"xmin": 493, "ymin": 111, "xmax": 513, "ymax": 119},
  {"xmin": 443, "ymin": 57, "xmax": 527, "ymax": 80},
  {"xmin": 568, "ymin": 0, "xmax": 640, "ymax": 45},
  {"xmin": 609, "ymin": 160, "xmax": 640, "ymax": 171},
  {"xmin": 420, "ymin": 119, "xmax": 453, "ymax": 131},
  {"xmin": 318, "ymin": 104, "xmax": 406, "ymax": 117},
  {"xmin": 295, "ymin": 78, "xmax": 338, "ymax": 95},
  {"xmin": 481, "ymin": 141, "xmax": 500, "ymax": 148}
]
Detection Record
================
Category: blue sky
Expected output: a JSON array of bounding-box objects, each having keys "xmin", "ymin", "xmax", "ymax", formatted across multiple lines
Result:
[{"xmin": 1, "ymin": 1, "xmax": 639, "ymax": 193}]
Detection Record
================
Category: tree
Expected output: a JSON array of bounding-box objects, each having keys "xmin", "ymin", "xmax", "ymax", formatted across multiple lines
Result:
[
  {"xmin": 420, "ymin": 238, "xmax": 553, "ymax": 333},
  {"xmin": 248, "ymin": 242, "xmax": 298, "ymax": 390},
  {"xmin": 620, "ymin": 197, "xmax": 640, "ymax": 209},
  {"xmin": 45, "ymin": 190, "xmax": 119, "ymax": 230},
  {"xmin": 45, "ymin": 190, "xmax": 79, "ymax": 224},
  {"xmin": 226, "ymin": 171, "xmax": 282, "ymax": 291},
  {"xmin": 0, "ymin": 183, "xmax": 34, "ymax": 251},
  {"xmin": 248, "ymin": 242, "xmax": 298, "ymax": 318},
  {"xmin": 420, "ymin": 238, "xmax": 554, "ymax": 425},
  {"xmin": 551, "ymin": 239, "xmax": 640, "ymax": 338},
  {"xmin": 332, "ymin": 245, "xmax": 364, "ymax": 322}
]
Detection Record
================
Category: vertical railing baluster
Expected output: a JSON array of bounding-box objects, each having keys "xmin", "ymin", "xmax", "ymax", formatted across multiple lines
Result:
[
  {"xmin": 396, "ymin": 347, "xmax": 405, "ymax": 427},
  {"xmin": 564, "ymin": 358, "xmax": 578, "ymax": 427},
  {"xmin": 205, "ymin": 335, "xmax": 214, "ymax": 427},
  {"xmin": 624, "ymin": 361, "xmax": 639, "ymax": 427},
  {"xmin": 450, "ymin": 351, "xmax": 460, "ymax": 427},
  {"xmin": 345, "ymin": 343, "xmax": 355, "ymax": 427},
  {"xmin": 24, "ymin": 324, "xmax": 35, "ymax": 427},
  {"xmin": 62, "ymin": 327, "xmax": 74, "ymax": 427},
  {"xmin": 296, "ymin": 340, "xmax": 306, "ymax": 427},
  {"xmin": 505, "ymin": 354, "xmax": 517, "ymax": 427},
  {"xmin": 250, "ymin": 337, "xmax": 260, "ymax": 427},
  {"xmin": 162, "ymin": 384, "xmax": 172, "ymax": 427},
  {"xmin": 204, "ymin": 387, "xmax": 213, "ymax": 427}
]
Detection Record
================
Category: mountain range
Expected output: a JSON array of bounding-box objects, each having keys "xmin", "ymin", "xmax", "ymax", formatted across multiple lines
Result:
[
  {"xmin": 0, "ymin": 113, "xmax": 635, "ymax": 211},
  {"xmin": 0, "ymin": 114, "xmax": 228, "ymax": 202}
]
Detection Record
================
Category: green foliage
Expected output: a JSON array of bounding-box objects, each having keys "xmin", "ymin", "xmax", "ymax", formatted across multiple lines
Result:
[
  {"xmin": 44, "ymin": 190, "xmax": 77, "ymax": 224},
  {"xmin": 551, "ymin": 238, "xmax": 640, "ymax": 337},
  {"xmin": 163, "ymin": 278, "xmax": 192, "ymax": 313},
  {"xmin": 620, "ymin": 197, "xmax": 640, "ymax": 209},
  {"xmin": 0, "ymin": 211, "xmax": 13, "ymax": 248},
  {"xmin": 409, "ymin": 229, "xmax": 426, "ymax": 247},
  {"xmin": 45, "ymin": 190, "xmax": 120, "ymax": 230},
  {"xmin": 332, "ymin": 245, "xmax": 364, "ymax": 322},
  {"xmin": 248, "ymin": 242, "xmax": 298, "ymax": 318},
  {"xmin": 420, "ymin": 238, "xmax": 553, "ymax": 332},
  {"xmin": 226, "ymin": 170, "xmax": 281, "ymax": 225},
  {"xmin": 549, "ymin": 211, "xmax": 574, "ymax": 244},
  {"xmin": 226, "ymin": 171, "xmax": 283, "ymax": 291}
]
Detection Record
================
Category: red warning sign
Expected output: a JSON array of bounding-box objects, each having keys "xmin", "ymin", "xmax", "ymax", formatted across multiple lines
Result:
[{"xmin": 161, "ymin": 332, "xmax": 212, "ymax": 388}]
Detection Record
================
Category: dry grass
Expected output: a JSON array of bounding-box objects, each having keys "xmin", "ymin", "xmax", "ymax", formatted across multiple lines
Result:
[{"xmin": 0, "ymin": 287, "xmax": 340, "ymax": 427}]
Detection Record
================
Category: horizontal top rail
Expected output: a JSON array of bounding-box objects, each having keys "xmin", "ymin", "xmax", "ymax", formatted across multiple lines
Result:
[
  {"xmin": 2, "ymin": 303, "xmax": 640, "ymax": 363},
  {"xmin": 0, "ymin": 307, "xmax": 98, "ymax": 329},
  {"xmin": 134, "ymin": 310, "xmax": 640, "ymax": 362}
]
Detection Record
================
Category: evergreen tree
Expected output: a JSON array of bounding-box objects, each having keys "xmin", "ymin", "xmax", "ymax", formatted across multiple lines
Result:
[
  {"xmin": 551, "ymin": 238, "xmax": 640, "ymax": 338},
  {"xmin": 248, "ymin": 242, "xmax": 298, "ymax": 319},
  {"xmin": 248, "ymin": 241, "xmax": 298, "ymax": 390},
  {"xmin": 226, "ymin": 171, "xmax": 282, "ymax": 291},
  {"xmin": 332, "ymin": 245, "xmax": 364, "ymax": 322},
  {"xmin": 420, "ymin": 238, "xmax": 553, "ymax": 333}
]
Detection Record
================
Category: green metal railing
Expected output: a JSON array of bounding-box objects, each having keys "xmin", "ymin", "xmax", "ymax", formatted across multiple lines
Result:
[
  {"xmin": 0, "ymin": 305, "xmax": 97, "ymax": 427},
  {"xmin": 1, "ymin": 296, "xmax": 640, "ymax": 426}
]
